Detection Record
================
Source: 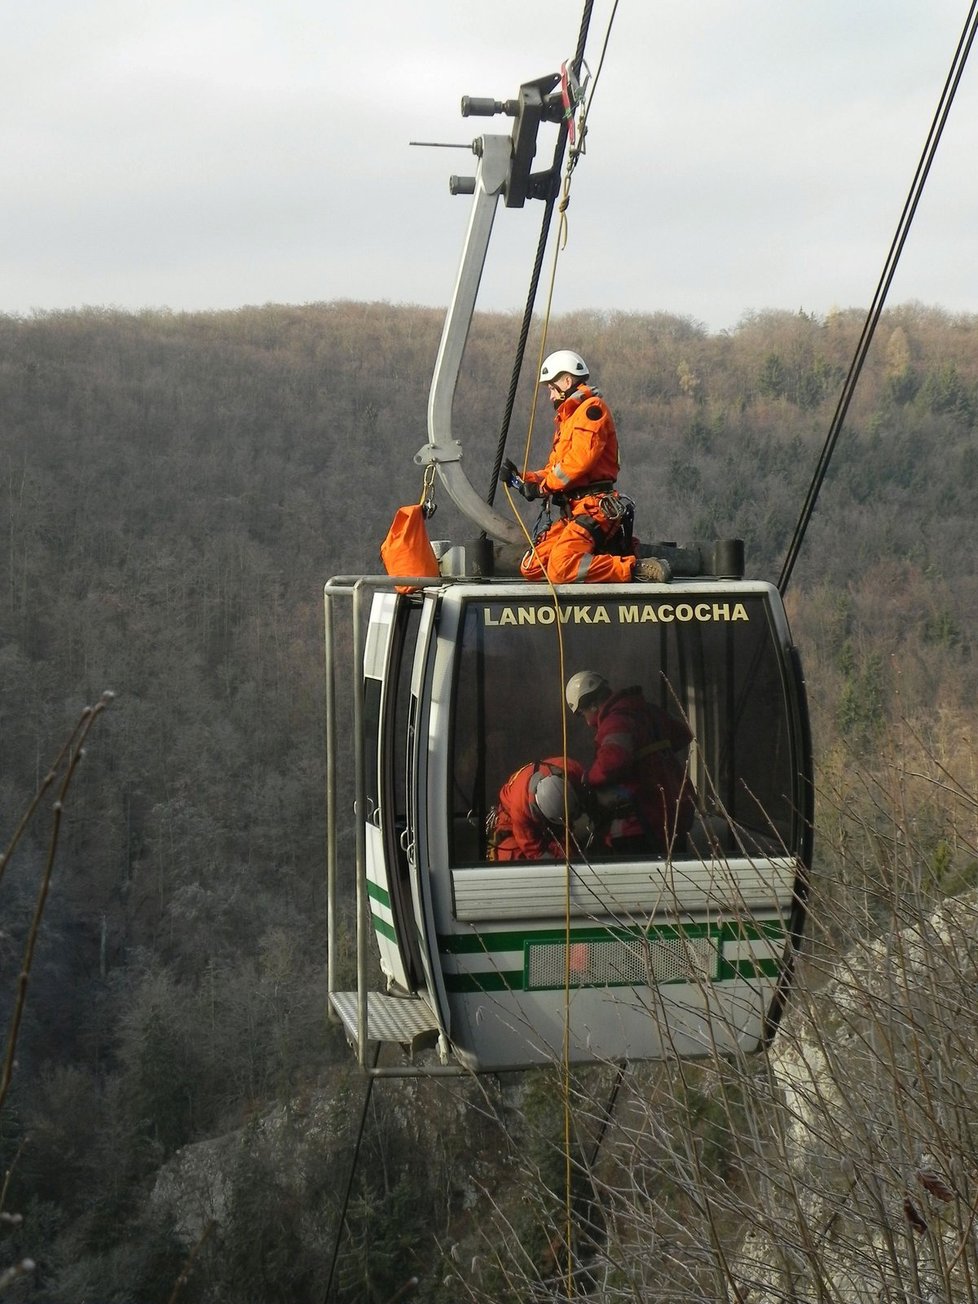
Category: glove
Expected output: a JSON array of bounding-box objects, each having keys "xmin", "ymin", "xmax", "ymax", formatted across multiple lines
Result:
[
  {"xmin": 499, "ymin": 458, "xmax": 522, "ymax": 490},
  {"xmin": 500, "ymin": 458, "xmax": 542, "ymax": 501}
]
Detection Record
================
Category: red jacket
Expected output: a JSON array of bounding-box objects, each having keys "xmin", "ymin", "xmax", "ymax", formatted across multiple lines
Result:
[
  {"xmin": 587, "ymin": 688, "xmax": 695, "ymax": 849},
  {"xmin": 524, "ymin": 386, "xmax": 620, "ymax": 495},
  {"xmin": 490, "ymin": 756, "xmax": 586, "ymax": 861}
]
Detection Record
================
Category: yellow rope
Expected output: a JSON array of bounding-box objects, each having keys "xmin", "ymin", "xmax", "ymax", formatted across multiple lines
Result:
[
  {"xmin": 501, "ymin": 482, "xmax": 576, "ymax": 1293},
  {"xmin": 518, "ymin": 3, "xmax": 618, "ymax": 486},
  {"xmin": 501, "ymin": 15, "xmax": 623, "ymax": 1288}
]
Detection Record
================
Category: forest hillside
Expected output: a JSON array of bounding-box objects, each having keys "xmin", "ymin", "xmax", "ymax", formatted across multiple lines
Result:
[{"xmin": 2, "ymin": 300, "xmax": 978, "ymax": 1300}]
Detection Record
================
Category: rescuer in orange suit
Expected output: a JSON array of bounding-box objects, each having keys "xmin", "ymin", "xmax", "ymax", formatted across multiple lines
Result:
[
  {"xmin": 487, "ymin": 756, "xmax": 593, "ymax": 861},
  {"xmin": 566, "ymin": 670, "xmax": 696, "ymax": 855},
  {"xmin": 500, "ymin": 350, "xmax": 669, "ymax": 584}
]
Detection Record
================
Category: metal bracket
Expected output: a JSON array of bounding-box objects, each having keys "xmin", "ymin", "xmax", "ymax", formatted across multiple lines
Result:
[
  {"xmin": 414, "ymin": 440, "xmax": 463, "ymax": 467},
  {"xmin": 425, "ymin": 133, "xmax": 524, "ymax": 545}
]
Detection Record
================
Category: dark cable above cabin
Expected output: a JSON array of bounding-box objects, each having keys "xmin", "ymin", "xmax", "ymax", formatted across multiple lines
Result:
[
  {"xmin": 484, "ymin": 148, "xmax": 565, "ymax": 509},
  {"xmin": 778, "ymin": 0, "xmax": 978, "ymax": 598},
  {"xmin": 485, "ymin": 0, "xmax": 596, "ymax": 511}
]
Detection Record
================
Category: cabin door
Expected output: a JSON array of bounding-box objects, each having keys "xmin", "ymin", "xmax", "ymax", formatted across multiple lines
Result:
[{"xmin": 363, "ymin": 593, "xmax": 426, "ymax": 993}]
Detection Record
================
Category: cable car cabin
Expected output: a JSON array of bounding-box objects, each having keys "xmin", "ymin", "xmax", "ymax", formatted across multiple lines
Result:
[{"xmin": 325, "ymin": 576, "xmax": 812, "ymax": 1075}]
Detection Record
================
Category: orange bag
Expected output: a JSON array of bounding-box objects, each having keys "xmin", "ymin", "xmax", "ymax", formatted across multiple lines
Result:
[{"xmin": 380, "ymin": 503, "xmax": 440, "ymax": 593}]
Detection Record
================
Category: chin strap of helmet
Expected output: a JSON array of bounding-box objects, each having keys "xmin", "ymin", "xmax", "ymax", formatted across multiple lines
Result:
[{"xmin": 551, "ymin": 380, "xmax": 589, "ymax": 408}]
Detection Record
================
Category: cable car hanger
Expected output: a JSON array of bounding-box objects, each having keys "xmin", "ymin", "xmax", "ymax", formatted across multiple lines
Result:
[
  {"xmin": 412, "ymin": 0, "xmax": 598, "ymax": 552},
  {"xmin": 412, "ymin": 75, "xmax": 568, "ymax": 548}
]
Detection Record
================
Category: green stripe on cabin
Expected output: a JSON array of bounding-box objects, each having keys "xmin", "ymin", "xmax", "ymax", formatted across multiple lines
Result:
[
  {"xmin": 439, "ymin": 919, "xmax": 780, "ymax": 954},
  {"xmin": 438, "ymin": 919, "xmax": 787, "ymax": 991},
  {"xmin": 367, "ymin": 880, "xmax": 391, "ymax": 908},
  {"xmin": 371, "ymin": 913, "xmax": 397, "ymax": 943}
]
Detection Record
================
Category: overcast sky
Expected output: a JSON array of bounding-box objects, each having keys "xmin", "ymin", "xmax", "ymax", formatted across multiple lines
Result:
[{"xmin": 3, "ymin": 1, "xmax": 977, "ymax": 333}]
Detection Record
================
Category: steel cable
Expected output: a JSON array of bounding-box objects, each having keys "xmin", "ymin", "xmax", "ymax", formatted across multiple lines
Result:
[{"xmin": 778, "ymin": 0, "xmax": 978, "ymax": 596}]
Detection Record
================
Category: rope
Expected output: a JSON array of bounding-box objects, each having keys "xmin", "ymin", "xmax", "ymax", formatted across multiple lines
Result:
[
  {"xmin": 485, "ymin": 2, "xmax": 596, "ymax": 508},
  {"xmin": 495, "ymin": 15, "xmax": 623, "ymax": 1292},
  {"xmin": 499, "ymin": 483, "xmax": 576, "ymax": 1295},
  {"xmin": 520, "ymin": 0, "xmax": 621, "ymax": 477},
  {"xmin": 778, "ymin": 0, "xmax": 978, "ymax": 597},
  {"xmin": 503, "ymin": 485, "xmax": 628, "ymax": 1300}
]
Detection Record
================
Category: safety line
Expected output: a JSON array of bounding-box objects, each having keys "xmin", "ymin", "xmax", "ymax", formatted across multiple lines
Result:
[
  {"xmin": 486, "ymin": 0, "xmax": 597, "ymax": 505},
  {"xmin": 501, "ymin": 482, "xmax": 579, "ymax": 1295},
  {"xmin": 778, "ymin": 0, "xmax": 978, "ymax": 597},
  {"xmin": 519, "ymin": 0, "xmax": 621, "ymax": 479},
  {"xmin": 497, "ymin": 11, "xmax": 623, "ymax": 1291}
]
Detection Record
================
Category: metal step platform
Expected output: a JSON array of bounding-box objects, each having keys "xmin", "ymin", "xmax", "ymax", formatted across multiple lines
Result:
[{"xmin": 330, "ymin": 990, "xmax": 441, "ymax": 1055}]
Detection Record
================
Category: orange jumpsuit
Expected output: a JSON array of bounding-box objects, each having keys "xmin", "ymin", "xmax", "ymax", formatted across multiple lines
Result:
[
  {"xmin": 520, "ymin": 385, "xmax": 637, "ymax": 584},
  {"xmin": 489, "ymin": 757, "xmax": 586, "ymax": 861}
]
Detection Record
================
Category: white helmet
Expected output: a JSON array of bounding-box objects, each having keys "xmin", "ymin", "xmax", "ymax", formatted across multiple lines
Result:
[
  {"xmin": 539, "ymin": 350, "xmax": 589, "ymax": 384},
  {"xmin": 532, "ymin": 774, "xmax": 593, "ymax": 845},
  {"xmin": 565, "ymin": 670, "xmax": 609, "ymax": 714}
]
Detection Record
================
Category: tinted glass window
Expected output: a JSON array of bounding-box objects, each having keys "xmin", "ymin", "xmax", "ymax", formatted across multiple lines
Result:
[{"xmin": 448, "ymin": 592, "xmax": 800, "ymax": 865}]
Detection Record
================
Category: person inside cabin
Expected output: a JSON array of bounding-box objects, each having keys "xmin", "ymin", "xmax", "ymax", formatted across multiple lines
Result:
[
  {"xmin": 487, "ymin": 756, "xmax": 593, "ymax": 861},
  {"xmin": 500, "ymin": 349, "xmax": 670, "ymax": 585},
  {"xmin": 566, "ymin": 670, "xmax": 696, "ymax": 856}
]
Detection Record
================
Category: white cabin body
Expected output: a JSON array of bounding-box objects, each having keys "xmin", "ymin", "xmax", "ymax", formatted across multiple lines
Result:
[{"xmin": 326, "ymin": 577, "xmax": 812, "ymax": 1074}]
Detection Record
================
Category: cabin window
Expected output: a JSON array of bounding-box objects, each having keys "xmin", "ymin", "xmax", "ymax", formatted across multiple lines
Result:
[{"xmin": 447, "ymin": 593, "xmax": 801, "ymax": 866}]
